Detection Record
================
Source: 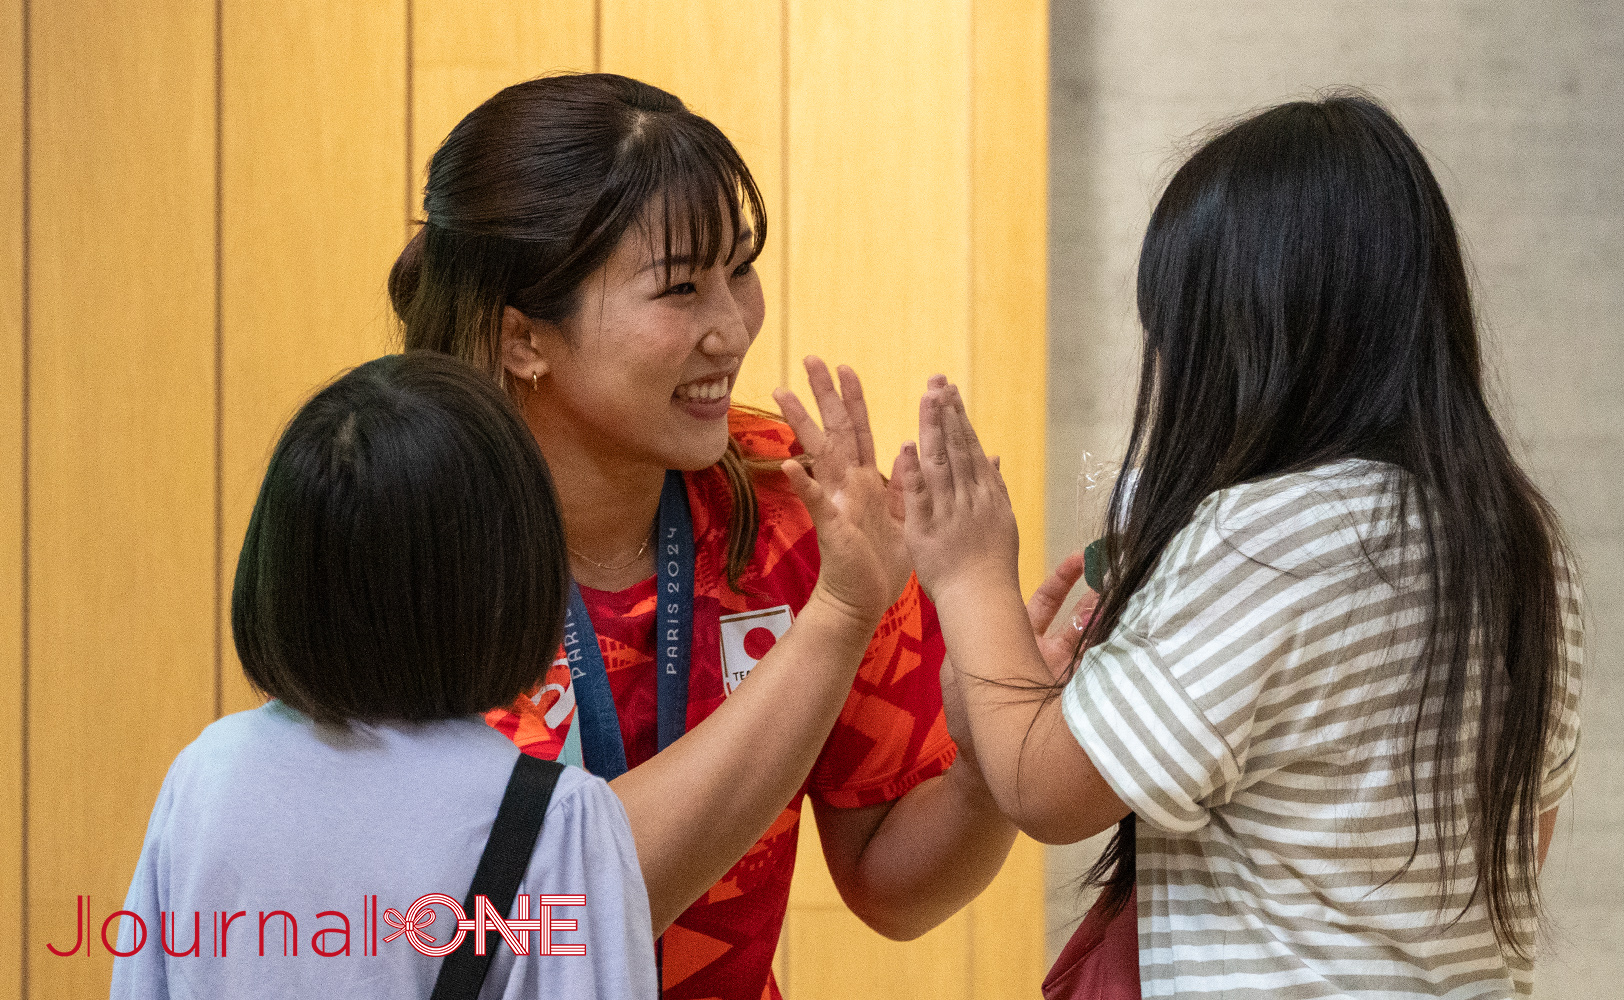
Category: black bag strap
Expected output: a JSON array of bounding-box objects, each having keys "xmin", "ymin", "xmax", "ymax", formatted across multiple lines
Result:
[{"xmin": 431, "ymin": 753, "xmax": 565, "ymax": 1000}]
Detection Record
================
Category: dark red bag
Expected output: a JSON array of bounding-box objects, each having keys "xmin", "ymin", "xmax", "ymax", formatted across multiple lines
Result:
[{"xmin": 1041, "ymin": 887, "xmax": 1141, "ymax": 1000}]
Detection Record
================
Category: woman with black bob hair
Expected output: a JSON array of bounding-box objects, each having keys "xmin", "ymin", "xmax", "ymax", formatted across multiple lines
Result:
[
  {"xmin": 900, "ymin": 91, "xmax": 1583, "ymax": 997},
  {"xmin": 113, "ymin": 352, "xmax": 657, "ymax": 997}
]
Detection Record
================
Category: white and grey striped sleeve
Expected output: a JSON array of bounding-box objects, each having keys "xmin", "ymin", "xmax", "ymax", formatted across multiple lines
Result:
[
  {"xmin": 1540, "ymin": 563, "xmax": 1585, "ymax": 812},
  {"xmin": 1060, "ymin": 465, "xmax": 1399, "ymax": 836},
  {"xmin": 1062, "ymin": 622, "xmax": 1243, "ymax": 833},
  {"xmin": 1057, "ymin": 491, "xmax": 1280, "ymax": 835}
]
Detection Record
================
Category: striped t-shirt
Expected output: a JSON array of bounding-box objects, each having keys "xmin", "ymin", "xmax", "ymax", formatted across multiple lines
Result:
[{"xmin": 1062, "ymin": 459, "xmax": 1583, "ymax": 998}]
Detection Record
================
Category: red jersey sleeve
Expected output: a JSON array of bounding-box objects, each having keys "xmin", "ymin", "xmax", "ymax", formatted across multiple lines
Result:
[{"xmin": 807, "ymin": 575, "xmax": 957, "ymax": 808}]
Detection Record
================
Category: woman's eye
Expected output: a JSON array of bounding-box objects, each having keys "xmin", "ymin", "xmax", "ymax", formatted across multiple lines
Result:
[
  {"xmin": 732, "ymin": 260, "xmax": 754, "ymax": 279},
  {"xmin": 663, "ymin": 281, "xmax": 698, "ymax": 296}
]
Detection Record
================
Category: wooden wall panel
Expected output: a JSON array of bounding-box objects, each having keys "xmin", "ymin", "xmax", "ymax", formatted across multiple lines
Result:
[
  {"xmin": 781, "ymin": 4, "xmax": 1001, "ymax": 996},
  {"xmin": 0, "ymin": 1, "xmax": 22, "ymax": 994},
  {"xmin": 410, "ymin": 0, "xmax": 596, "ymax": 221},
  {"xmin": 3, "ymin": 4, "xmax": 1050, "ymax": 996},
  {"xmin": 26, "ymin": 1, "xmax": 216, "ymax": 995},
  {"xmin": 217, "ymin": 0, "xmax": 408, "ymax": 715},
  {"xmin": 970, "ymin": 0, "xmax": 1048, "ymax": 600},
  {"xmin": 600, "ymin": 0, "xmax": 787, "ymax": 410},
  {"xmin": 966, "ymin": 4, "xmax": 1049, "ymax": 994},
  {"xmin": 786, "ymin": 0, "xmax": 973, "ymax": 464}
]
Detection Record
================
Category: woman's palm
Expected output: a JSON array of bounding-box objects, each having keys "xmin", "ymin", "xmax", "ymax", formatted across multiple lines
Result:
[{"xmin": 773, "ymin": 359, "xmax": 912, "ymax": 618}]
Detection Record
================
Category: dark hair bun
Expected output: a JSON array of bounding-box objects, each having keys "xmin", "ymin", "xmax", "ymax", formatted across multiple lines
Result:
[{"xmin": 387, "ymin": 226, "xmax": 427, "ymax": 318}]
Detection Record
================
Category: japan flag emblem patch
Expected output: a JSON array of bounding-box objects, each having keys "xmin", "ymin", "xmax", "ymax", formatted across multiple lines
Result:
[{"xmin": 718, "ymin": 605, "xmax": 794, "ymax": 695}]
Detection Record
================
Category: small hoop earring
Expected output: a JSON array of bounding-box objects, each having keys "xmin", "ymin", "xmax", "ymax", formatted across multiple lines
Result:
[{"xmin": 531, "ymin": 372, "xmax": 539, "ymax": 393}]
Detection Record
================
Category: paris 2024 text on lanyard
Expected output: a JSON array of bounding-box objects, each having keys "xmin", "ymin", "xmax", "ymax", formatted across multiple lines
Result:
[{"xmin": 561, "ymin": 470, "xmax": 695, "ymax": 780}]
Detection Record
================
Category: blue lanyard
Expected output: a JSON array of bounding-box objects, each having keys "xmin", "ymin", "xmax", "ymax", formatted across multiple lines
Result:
[{"xmin": 561, "ymin": 470, "xmax": 694, "ymax": 780}]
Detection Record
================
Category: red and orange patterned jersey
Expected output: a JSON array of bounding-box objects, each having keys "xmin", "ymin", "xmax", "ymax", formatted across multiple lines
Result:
[{"xmin": 487, "ymin": 409, "xmax": 955, "ymax": 1000}]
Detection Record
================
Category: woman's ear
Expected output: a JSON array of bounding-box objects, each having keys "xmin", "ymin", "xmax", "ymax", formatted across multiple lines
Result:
[{"xmin": 500, "ymin": 305, "xmax": 553, "ymax": 384}]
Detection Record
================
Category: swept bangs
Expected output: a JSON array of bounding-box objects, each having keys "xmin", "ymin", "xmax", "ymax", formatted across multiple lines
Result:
[{"xmin": 620, "ymin": 109, "xmax": 768, "ymax": 284}]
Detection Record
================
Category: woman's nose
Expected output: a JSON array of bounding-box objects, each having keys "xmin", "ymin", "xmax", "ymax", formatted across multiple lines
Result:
[{"xmin": 700, "ymin": 290, "xmax": 753, "ymax": 357}]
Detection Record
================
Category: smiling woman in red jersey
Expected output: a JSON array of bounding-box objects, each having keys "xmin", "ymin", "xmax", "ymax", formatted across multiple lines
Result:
[{"xmin": 388, "ymin": 73, "xmax": 1064, "ymax": 1000}]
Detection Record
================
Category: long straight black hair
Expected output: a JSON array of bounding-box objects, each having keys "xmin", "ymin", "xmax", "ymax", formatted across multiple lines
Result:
[{"xmin": 1077, "ymin": 91, "xmax": 1570, "ymax": 953}]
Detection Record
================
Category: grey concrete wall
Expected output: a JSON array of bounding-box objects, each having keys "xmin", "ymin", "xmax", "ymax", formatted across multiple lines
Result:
[{"xmin": 1044, "ymin": 2, "xmax": 1624, "ymax": 993}]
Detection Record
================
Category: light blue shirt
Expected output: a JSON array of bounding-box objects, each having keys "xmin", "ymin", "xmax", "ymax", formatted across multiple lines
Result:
[{"xmin": 110, "ymin": 702, "xmax": 655, "ymax": 999}]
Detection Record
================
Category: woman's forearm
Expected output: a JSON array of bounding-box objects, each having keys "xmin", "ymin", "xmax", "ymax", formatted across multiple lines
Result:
[
  {"xmin": 818, "ymin": 560, "xmax": 1101, "ymax": 938},
  {"xmin": 935, "ymin": 578, "xmax": 1126, "ymax": 845},
  {"xmin": 817, "ymin": 760, "xmax": 1017, "ymax": 940},
  {"xmin": 610, "ymin": 590, "xmax": 881, "ymax": 933},
  {"xmin": 898, "ymin": 382, "xmax": 1128, "ymax": 845}
]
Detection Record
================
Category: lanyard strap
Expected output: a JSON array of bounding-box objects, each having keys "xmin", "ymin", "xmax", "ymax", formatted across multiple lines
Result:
[{"xmin": 563, "ymin": 470, "xmax": 694, "ymax": 780}]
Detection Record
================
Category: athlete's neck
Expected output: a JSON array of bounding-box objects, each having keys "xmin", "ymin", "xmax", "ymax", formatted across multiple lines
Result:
[{"xmin": 527, "ymin": 416, "xmax": 663, "ymax": 592}]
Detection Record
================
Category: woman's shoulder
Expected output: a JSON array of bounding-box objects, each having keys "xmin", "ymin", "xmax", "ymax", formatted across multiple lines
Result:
[
  {"xmin": 689, "ymin": 406, "xmax": 810, "ymax": 524},
  {"xmin": 1204, "ymin": 457, "xmax": 1395, "ymax": 524},
  {"xmin": 1130, "ymin": 460, "xmax": 1408, "ymax": 622},
  {"xmin": 1190, "ymin": 458, "xmax": 1403, "ymax": 559},
  {"xmin": 681, "ymin": 407, "xmax": 818, "ymax": 598}
]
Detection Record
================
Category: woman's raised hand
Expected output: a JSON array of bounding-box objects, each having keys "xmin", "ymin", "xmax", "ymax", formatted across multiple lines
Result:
[
  {"xmin": 773, "ymin": 357, "xmax": 911, "ymax": 623},
  {"xmin": 895, "ymin": 379, "xmax": 1021, "ymax": 604}
]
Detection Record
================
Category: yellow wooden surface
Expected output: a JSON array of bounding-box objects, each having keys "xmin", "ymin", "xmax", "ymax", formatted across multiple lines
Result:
[
  {"xmin": 777, "ymin": 0, "xmax": 1051, "ymax": 996},
  {"xmin": 217, "ymin": 0, "xmax": 408, "ymax": 715},
  {"xmin": 27, "ymin": 1, "xmax": 217, "ymax": 995},
  {"xmin": 7, "ymin": 3, "xmax": 1050, "ymax": 995},
  {"xmin": 787, "ymin": 808, "xmax": 976, "ymax": 1000},
  {"xmin": 964, "ymin": 4, "xmax": 1050, "ymax": 992},
  {"xmin": 0, "ymin": 1, "xmax": 22, "ymax": 995},
  {"xmin": 785, "ymin": 0, "xmax": 973, "ymax": 466},
  {"xmin": 600, "ymin": 0, "xmax": 787, "ymax": 410},
  {"xmin": 779, "ymin": 1, "xmax": 1049, "ymax": 996},
  {"xmin": 409, "ymin": 0, "xmax": 595, "ymax": 221},
  {"xmin": 970, "ymin": 0, "xmax": 1049, "ymax": 604},
  {"xmin": 970, "ymin": 834, "xmax": 1048, "ymax": 999}
]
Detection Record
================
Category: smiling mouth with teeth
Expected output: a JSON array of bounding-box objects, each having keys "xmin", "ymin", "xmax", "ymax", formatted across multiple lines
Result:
[{"xmin": 673, "ymin": 375, "xmax": 733, "ymax": 402}]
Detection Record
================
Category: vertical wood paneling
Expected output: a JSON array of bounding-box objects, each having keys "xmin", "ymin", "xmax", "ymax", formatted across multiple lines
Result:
[
  {"xmin": 970, "ymin": 0, "xmax": 1048, "ymax": 601},
  {"xmin": 786, "ymin": 0, "xmax": 973, "ymax": 463},
  {"xmin": 599, "ymin": 0, "xmax": 787, "ymax": 411},
  {"xmin": 3, "ymin": 5, "xmax": 1050, "ymax": 997},
  {"xmin": 783, "ymin": 6, "xmax": 978, "ymax": 995},
  {"xmin": 217, "ymin": 0, "xmax": 408, "ymax": 715},
  {"xmin": 777, "ymin": 1, "xmax": 1048, "ymax": 995},
  {"xmin": 0, "ymin": 0, "xmax": 23, "ymax": 994},
  {"xmin": 410, "ymin": 1, "xmax": 595, "ymax": 215},
  {"xmin": 27, "ymin": 1, "xmax": 216, "ymax": 994},
  {"xmin": 966, "ymin": 4, "xmax": 1049, "ymax": 994}
]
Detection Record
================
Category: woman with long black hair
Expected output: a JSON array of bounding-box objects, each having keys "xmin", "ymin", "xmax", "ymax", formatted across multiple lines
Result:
[{"xmin": 899, "ymin": 92, "xmax": 1583, "ymax": 997}]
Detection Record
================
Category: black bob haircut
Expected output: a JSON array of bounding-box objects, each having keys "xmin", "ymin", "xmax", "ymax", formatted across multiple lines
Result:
[{"xmin": 232, "ymin": 351, "xmax": 568, "ymax": 726}]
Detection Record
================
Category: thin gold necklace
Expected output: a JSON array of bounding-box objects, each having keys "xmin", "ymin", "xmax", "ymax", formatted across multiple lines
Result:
[{"xmin": 567, "ymin": 533, "xmax": 651, "ymax": 572}]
